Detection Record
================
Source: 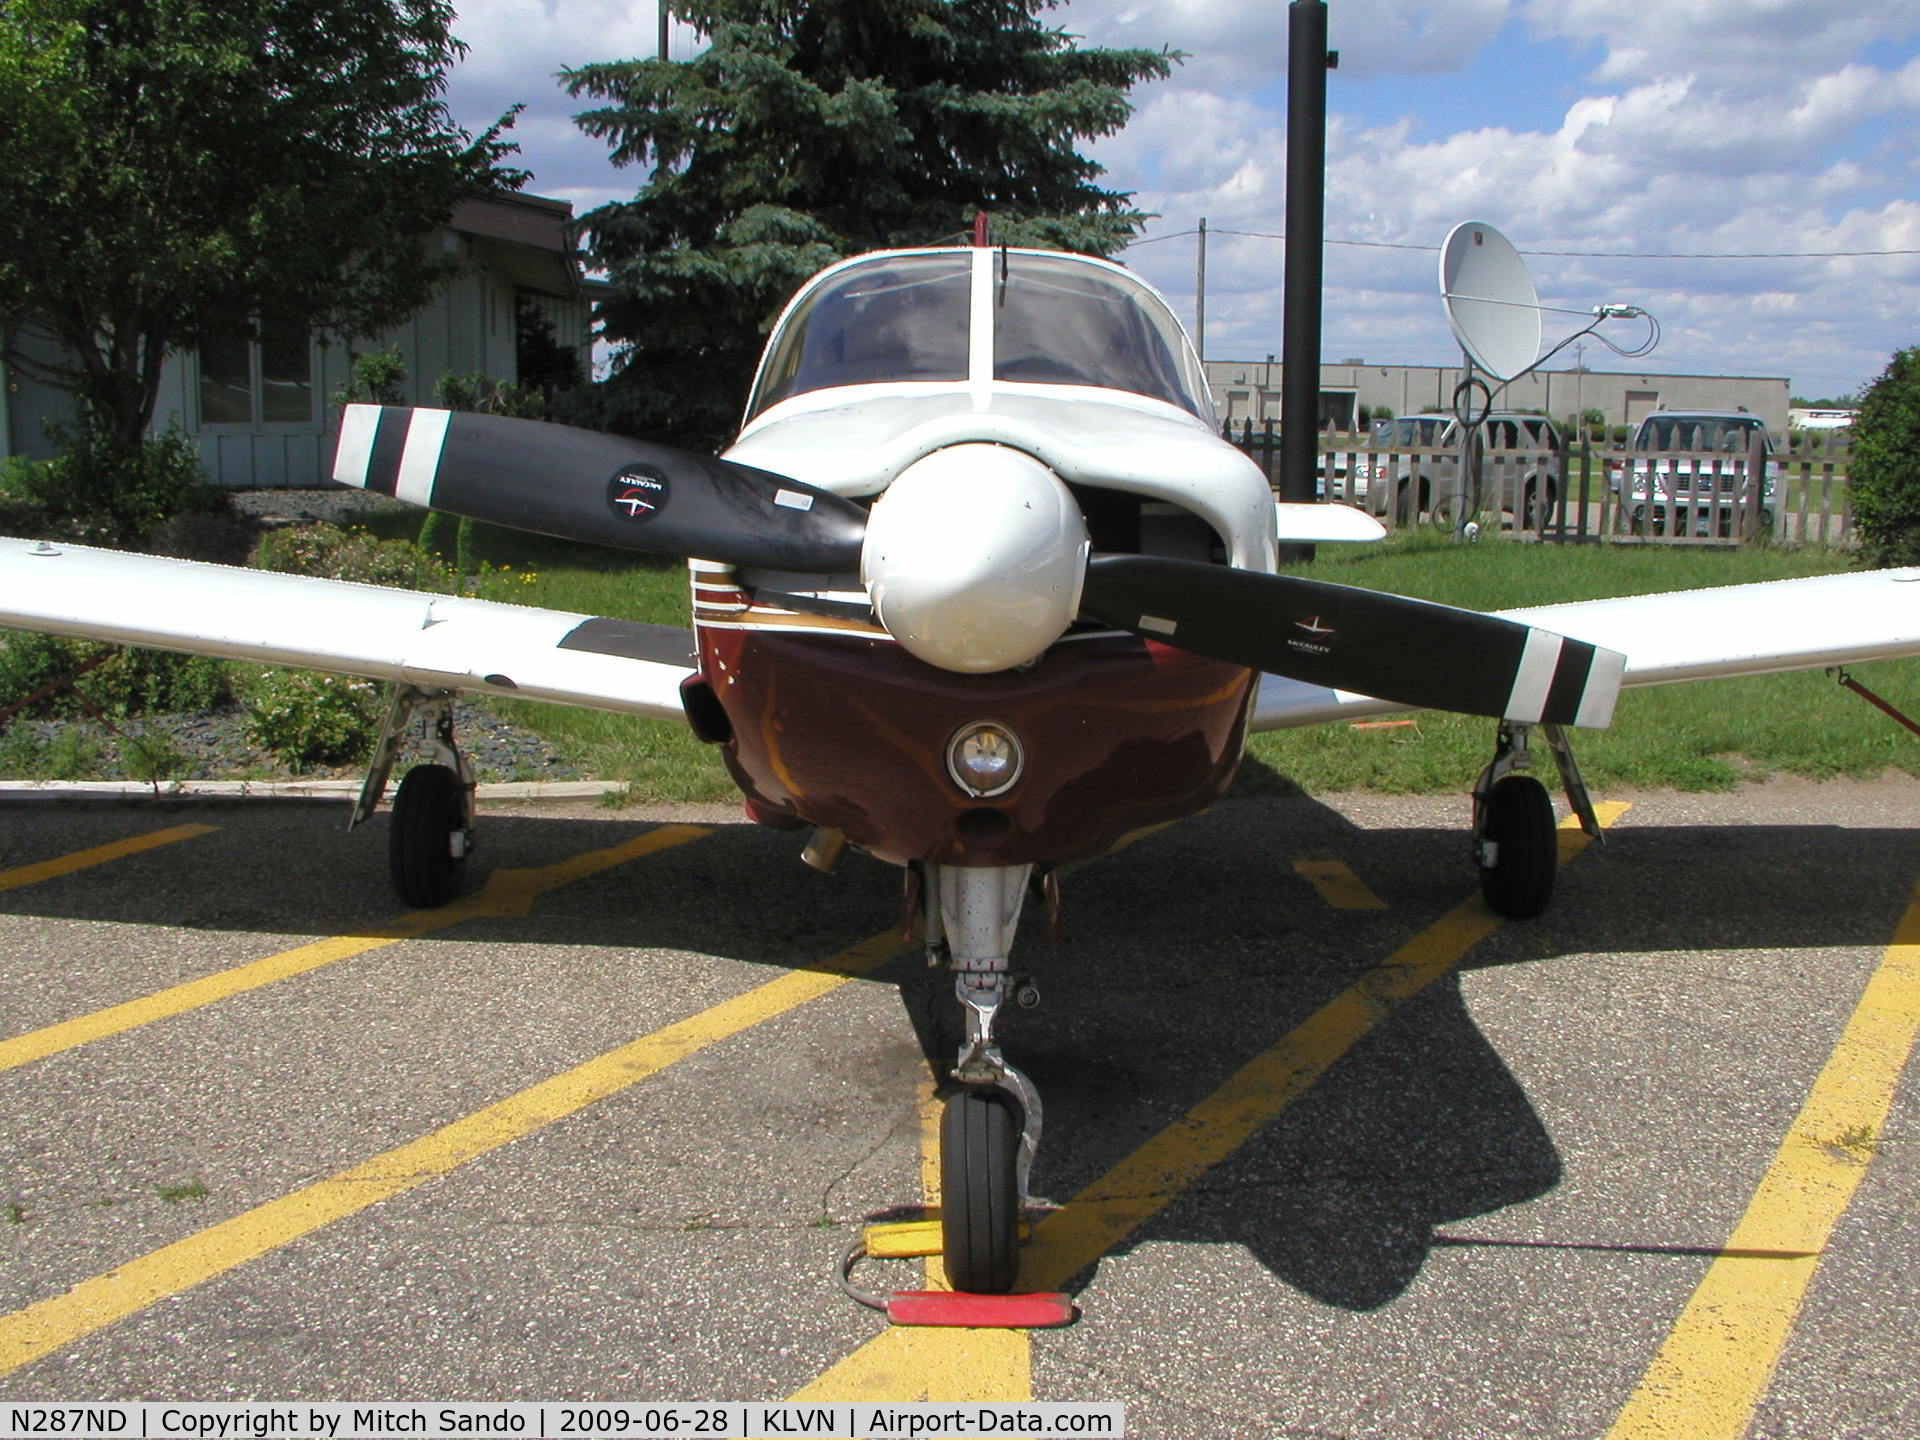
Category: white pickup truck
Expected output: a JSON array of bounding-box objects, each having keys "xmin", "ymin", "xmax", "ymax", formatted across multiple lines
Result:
[{"xmin": 1609, "ymin": 409, "xmax": 1778, "ymax": 537}]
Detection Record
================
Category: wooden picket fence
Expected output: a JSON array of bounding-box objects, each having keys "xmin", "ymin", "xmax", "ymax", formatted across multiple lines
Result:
[{"xmin": 1234, "ymin": 426, "xmax": 1853, "ymax": 548}]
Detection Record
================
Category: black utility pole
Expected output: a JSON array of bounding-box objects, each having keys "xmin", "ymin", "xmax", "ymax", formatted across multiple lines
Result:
[{"xmin": 1280, "ymin": 2, "xmax": 1337, "ymax": 530}]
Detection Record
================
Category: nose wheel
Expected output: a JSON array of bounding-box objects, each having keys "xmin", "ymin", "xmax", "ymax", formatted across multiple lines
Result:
[{"xmin": 941, "ymin": 1088, "xmax": 1023, "ymax": 1294}]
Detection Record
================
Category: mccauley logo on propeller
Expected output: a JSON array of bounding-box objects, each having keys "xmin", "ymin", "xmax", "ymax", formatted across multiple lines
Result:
[
  {"xmin": 1289, "ymin": 615, "xmax": 1336, "ymax": 656},
  {"xmin": 609, "ymin": 467, "xmax": 669, "ymax": 522}
]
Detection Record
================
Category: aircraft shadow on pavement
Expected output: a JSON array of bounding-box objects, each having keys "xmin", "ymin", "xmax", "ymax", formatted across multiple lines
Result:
[
  {"xmin": 4, "ymin": 791, "xmax": 1917, "ymax": 1312},
  {"xmin": 893, "ymin": 792, "xmax": 1920, "ymax": 1312}
]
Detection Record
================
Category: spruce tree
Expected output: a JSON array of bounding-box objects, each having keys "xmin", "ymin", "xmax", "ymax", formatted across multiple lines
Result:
[{"xmin": 565, "ymin": 0, "xmax": 1176, "ymax": 447}]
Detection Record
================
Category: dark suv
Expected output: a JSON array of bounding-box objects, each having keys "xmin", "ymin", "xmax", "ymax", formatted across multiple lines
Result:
[{"xmin": 1361, "ymin": 412, "xmax": 1562, "ymax": 527}]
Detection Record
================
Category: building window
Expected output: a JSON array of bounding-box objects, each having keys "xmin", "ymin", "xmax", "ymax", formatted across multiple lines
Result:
[{"xmin": 199, "ymin": 324, "xmax": 314, "ymax": 426}]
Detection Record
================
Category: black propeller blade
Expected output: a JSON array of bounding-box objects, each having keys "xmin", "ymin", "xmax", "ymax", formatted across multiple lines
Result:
[
  {"xmin": 331, "ymin": 405, "xmax": 867, "ymax": 573},
  {"xmin": 1079, "ymin": 554, "xmax": 1623, "ymax": 727}
]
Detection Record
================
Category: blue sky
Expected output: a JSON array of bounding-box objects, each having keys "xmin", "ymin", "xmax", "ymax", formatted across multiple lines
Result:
[{"xmin": 443, "ymin": 0, "xmax": 1920, "ymax": 402}]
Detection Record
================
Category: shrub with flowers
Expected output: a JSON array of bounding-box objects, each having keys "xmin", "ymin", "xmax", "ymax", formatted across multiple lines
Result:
[{"xmin": 237, "ymin": 667, "xmax": 385, "ymax": 770}]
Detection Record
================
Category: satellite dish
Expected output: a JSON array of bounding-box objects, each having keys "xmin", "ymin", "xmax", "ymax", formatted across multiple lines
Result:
[{"xmin": 1439, "ymin": 221, "xmax": 1541, "ymax": 382}]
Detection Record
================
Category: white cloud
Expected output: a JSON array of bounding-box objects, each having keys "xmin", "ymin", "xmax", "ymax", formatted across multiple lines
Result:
[
  {"xmin": 1522, "ymin": 0, "xmax": 1914, "ymax": 87},
  {"xmin": 1063, "ymin": 0, "xmax": 1511, "ymax": 86}
]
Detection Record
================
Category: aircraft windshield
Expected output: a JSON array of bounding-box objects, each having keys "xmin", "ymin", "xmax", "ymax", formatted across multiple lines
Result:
[
  {"xmin": 991, "ymin": 253, "xmax": 1210, "ymax": 418},
  {"xmin": 748, "ymin": 250, "xmax": 1211, "ymax": 421},
  {"xmin": 752, "ymin": 255, "xmax": 972, "ymax": 414}
]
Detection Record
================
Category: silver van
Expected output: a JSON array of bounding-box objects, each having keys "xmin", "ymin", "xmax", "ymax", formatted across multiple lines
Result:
[{"xmin": 1361, "ymin": 412, "xmax": 1562, "ymax": 527}]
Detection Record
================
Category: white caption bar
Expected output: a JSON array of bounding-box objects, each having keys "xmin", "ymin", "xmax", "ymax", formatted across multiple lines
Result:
[{"xmin": 1, "ymin": 1403, "xmax": 1126, "ymax": 1439}]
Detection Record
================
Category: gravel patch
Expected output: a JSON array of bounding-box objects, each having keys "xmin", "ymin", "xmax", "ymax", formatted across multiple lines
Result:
[
  {"xmin": 0, "ymin": 699, "xmax": 582, "ymax": 785},
  {"xmin": 2, "ymin": 492, "xmax": 588, "ymax": 785},
  {"xmin": 227, "ymin": 486, "xmax": 416, "ymax": 528}
]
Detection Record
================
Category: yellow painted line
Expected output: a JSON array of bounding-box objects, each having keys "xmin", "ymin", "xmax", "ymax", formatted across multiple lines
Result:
[
  {"xmin": 0, "ymin": 825, "xmax": 712, "ymax": 1074},
  {"xmin": 1022, "ymin": 803, "xmax": 1629, "ymax": 1291},
  {"xmin": 1604, "ymin": 872, "xmax": 1920, "ymax": 1440},
  {"xmin": 792, "ymin": 1083, "xmax": 1030, "ymax": 1405},
  {"xmin": 1293, "ymin": 858, "xmax": 1389, "ymax": 910},
  {"xmin": 0, "ymin": 823, "xmax": 217, "ymax": 893},
  {"xmin": 0, "ymin": 924, "xmax": 912, "ymax": 1377},
  {"xmin": 790, "ymin": 803, "xmax": 1627, "ymax": 1409}
]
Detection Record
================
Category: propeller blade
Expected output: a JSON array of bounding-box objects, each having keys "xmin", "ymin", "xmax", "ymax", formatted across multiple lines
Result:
[
  {"xmin": 331, "ymin": 405, "xmax": 867, "ymax": 573},
  {"xmin": 1079, "ymin": 554, "xmax": 1623, "ymax": 727}
]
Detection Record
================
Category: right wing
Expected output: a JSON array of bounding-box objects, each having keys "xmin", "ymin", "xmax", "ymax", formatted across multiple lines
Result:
[
  {"xmin": 0, "ymin": 538, "xmax": 695, "ymax": 722},
  {"xmin": 1252, "ymin": 565, "xmax": 1920, "ymax": 731}
]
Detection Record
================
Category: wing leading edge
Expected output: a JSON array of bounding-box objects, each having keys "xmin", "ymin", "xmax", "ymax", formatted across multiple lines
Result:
[
  {"xmin": 0, "ymin": 538, "xmax": 695, "ymax": 722},
  {"xmin": 1253, "ymin": 566, "xmax": 1920, "ymax": 731}
]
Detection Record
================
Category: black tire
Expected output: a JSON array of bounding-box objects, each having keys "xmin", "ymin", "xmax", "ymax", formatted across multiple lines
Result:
[
  {"xmin": 1479, "ymin": 774, "xmax": 1556, "ymax": 919},
  {"xmin": 1523, "ymin": 480, "xmax": 1555, "ymax": 531},
  {"xmin": 941, "ymin": 1088, "xmax": 1022, "ymax": 1294},
  {"xmin": 390, "ymin": 763, "xmax": 468, "ymax": 908}
]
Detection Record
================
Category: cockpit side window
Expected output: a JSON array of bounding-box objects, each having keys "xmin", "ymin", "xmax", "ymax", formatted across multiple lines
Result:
[
  {"xmin": 750, "ymin": 255, "xmax": 971, "ymax": 416},
  {"xmin": 991, "ymin": 254, "xmax": 1211, "ymax": 419}
]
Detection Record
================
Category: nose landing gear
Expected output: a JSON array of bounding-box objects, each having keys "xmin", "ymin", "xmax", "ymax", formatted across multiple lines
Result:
[{"xmin": 922, "ymin": 862, "xmax": 1043, "ymax": 1294}]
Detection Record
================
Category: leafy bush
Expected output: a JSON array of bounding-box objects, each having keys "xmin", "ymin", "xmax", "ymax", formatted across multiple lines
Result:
[
  {"xmin": 0, "ymin": 723, "xmax": 107, "ymax": 780},
  {"xmin": 1849, "ymin": 346, "xmax": 1920, "ymax": 568},
  {"xmin": 331, "ymin": 345, "xmax": 409, "ymax": 408},
  {"xmin": 250, "ymin": 523, "xmax": 456, "ymax": 592},
  {"xmin": 433, "ymin": 370, "xmax": 547, "ymax": 419},
  {"xmin": 237, "ymin": 667, "xmax": 384, "ymax": 769},
  {"xmin": 121, "ymin": 729, "xmax": 186, "ymax": 788},
  {"xmin": 0, "ymin": 633, "xmax": 230, "ymax": 720},
  {"xmin": 0, "ymin": 424, "xmax": 228, "ymax": 549}
]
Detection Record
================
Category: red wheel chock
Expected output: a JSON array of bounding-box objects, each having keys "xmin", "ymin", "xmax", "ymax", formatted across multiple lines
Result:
[{"xmin": 839, "ymin": 1219, "xmax": 1074, "ymax": 1330}]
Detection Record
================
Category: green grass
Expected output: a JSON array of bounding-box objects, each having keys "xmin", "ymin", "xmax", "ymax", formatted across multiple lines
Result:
[{"xmin": 350, "ymin": 513, "xmax": 1917, "ymax": 798}]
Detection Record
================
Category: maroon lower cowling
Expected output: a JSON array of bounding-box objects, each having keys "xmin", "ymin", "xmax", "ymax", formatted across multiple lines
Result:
[{"xmin": 697, "ymin": 625, "xmax": 1256, "ymax": 867}]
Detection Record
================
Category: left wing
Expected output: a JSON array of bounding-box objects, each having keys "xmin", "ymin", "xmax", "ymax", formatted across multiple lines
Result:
[
  {"xmin": 0, "ymin": 538, "xmax": 695, "ymax": 721},
  {"xmin": 1253, "ymin": 566, "xmax": 1920, "ymax": 731}
]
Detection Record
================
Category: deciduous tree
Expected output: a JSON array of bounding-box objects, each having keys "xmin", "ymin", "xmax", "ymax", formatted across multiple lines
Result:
[
  {"xmin": 0, "ymin": 0, "xmax": 524, "ymax": 451},
  {"xmin": 1850, "ymin": 346, "xmax": 1920, "ymax": 567}
]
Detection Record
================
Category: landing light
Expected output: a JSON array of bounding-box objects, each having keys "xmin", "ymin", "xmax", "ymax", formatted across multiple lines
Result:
[{"xmin": 948, "ymin": 722, "xmax": 1024, "ymax": 799}]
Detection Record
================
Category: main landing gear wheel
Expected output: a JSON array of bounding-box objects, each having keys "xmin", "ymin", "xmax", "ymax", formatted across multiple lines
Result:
[
  {"xmin": 390, "ymin": 763, "xmax": 468, "ymax": 908},
  {"xmin": 941, "ymin": 1088, "xmax": 1022, "ymax": 1294},
  {"xmin": 1478, "ymin": 773, "xmax": 1556, "ymax": 919}
]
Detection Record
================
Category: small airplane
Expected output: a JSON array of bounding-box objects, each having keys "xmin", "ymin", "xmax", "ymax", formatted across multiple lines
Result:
[{"xmin": 3, "ymin": 239, "xmax": 1918, "ymax": 1298}]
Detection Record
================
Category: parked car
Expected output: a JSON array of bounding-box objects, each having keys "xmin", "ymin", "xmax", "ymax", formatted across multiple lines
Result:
[
  {"xmin": 1359, "ymin": 412, "xmax": 1562, "ymax": 528},
  {"xmin": 1608, "ymin": 409, "xmax": 1777, "ymax": 536}
]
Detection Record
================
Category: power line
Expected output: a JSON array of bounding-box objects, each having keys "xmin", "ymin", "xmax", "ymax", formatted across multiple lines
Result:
[{"xmin": 1131, "ymin": 225, "xmax": 1920, "ymax": 261}]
